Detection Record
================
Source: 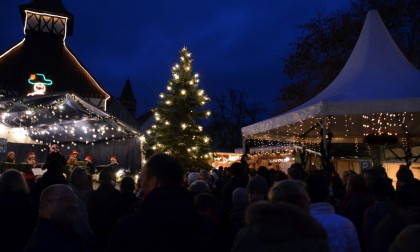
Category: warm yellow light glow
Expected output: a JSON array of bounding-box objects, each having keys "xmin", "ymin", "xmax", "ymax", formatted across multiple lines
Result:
[
  {"xmin": 181, "ymin": 123, "xmax": 187, "ymax": 129},
  {"xmin": 181, "ymin": 90, "xmax": 186, "ymax": 95},
  {"xmin": 167, "ymin": 86, "xmax": 172, "ymax": 91},
  {"xmin": 165, "ymin": 100, "xmax": 172, "ymax": 105}
]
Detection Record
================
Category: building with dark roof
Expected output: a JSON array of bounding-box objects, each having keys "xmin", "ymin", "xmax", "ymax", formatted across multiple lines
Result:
[{"xmin": 0, "ymin": 0, "xmax": 110, "ymax": 109}]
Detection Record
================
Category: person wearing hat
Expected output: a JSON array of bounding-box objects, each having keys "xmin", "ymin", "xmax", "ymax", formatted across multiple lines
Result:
[
  {"xmin": 67, "ymin": 154, "xmax": 79, "ymax": 167},
  {"xmin": 84, "ymin": 155, "xmax": 96, "ymax": 174},
  {"xmin": 108, "ymin": 156, "xmax": 119, "ymax": 173},
  {"xmin": 5, "ymin": 151, "xmax": 16, "ymax": 163},
  {"xmin": 26, "ymin": 152, "xmax": 38, "ymax": 167},
  {"xmin": 72, "ymin": 150, "xmax": 80, "ymax": 161},
  {"xmin": 24, "ymin": 152, "xmax": 38, "ymax": 184}
]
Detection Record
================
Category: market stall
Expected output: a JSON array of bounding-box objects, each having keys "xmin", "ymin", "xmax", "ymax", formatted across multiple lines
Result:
[
  {"xmin": 242, "ymin": 10, "xmax": 420, "ymax": 174},
  {"xmin": 0, "ymin": 92, "xmax": 144, "ymax": 172}
]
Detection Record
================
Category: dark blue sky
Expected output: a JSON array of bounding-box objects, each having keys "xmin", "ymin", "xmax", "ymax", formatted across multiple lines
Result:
[{"xmin": 1, "ymin": 0, "xmax": 349, "ymax": 117}]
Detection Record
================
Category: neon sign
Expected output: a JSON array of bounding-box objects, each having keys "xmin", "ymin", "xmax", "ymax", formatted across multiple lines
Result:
[{"xmin": 27, "ymin": 73, "xmax": 53, "ymax": 96}]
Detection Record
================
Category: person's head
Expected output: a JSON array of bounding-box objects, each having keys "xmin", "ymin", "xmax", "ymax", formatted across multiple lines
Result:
[
  {"xmin": 268, "ymin": 179, "xmax": 310, "ymax": 212},
  {"xmin": 229, "ymin": 162, "xmax": 245, "ymax": 177},
  {"xmin": 232, "ymin": 187, "xmax": 249, "ymax": 206},
  {"xmin": 120, "ymin": 176, "xmax": 135, "ymax": 194},
  {"xmin": 194, "ymin": 193, "xmax": 219, "ymax": 217},
  {"xmin": 346, "ymin": 174, "xmax": 366, "ymax": 193},
  {"xmin": 187, "ymin": 172, "xmax": 199, "ymax": 185},
  {"xmin": 257, "ymin": 166, "xmax": 269, "ymax": 179},
  {"xmin": 0, "ymin": 169, "xmax": 29, "ymax": 194},
  {"xmin": 6, "ymin": 151, "xmax": 15, "ymax": 161},
  {"xmin": 389, "ymin": 224, "xmax": 420, "ymax": 252},
  {"xmin": 72, "ymin": 149, "xmax": 78, "ymax": 155},
  {"xmin": 68, "ymin": 154, "xmax": 76, "ymax": 161},
  {"xmin": 69, "ymin": 167, "xmax": 90, "ymax": 190},
  {"xmin": 99, "ymin": 169, "xmax": 116, "ymax": 186},
  {"xmin": 244, "ymin": 201, "xmax": 327, "ymax": 242},
  {"xmin": 188, "ymin": 180, "xmax": 210, "ymax": 196},
  {"xmin": 288, "ymin": 163, "xmax": 306, "ymax": 180},
  {"xmin": 110, "ymin": 156, "xmax": 118, "ymax": 164},
  {"xmin": 199, "ymin": 169, "xmax": 211, "ymax": 182},
  {"xmin": 305, "ymin": 173, "xmax": 329, "ymax": 203},
  {"xmin": 372, "ymin": 164, "xmax": 389, "ymax": 178},
  {"xmin": 84, "ymin": 155, "xmax": 92, "ymax": 164},
  {"xmin": 396, "ymin": 166, "xmax": 415, "ymax": 188},
  {"xmin": 27, "ymin": 152, "xmax": 36, "ymax": 163},
  {"xmin": 140, "ymin": 153, "xmax": 183, "ymax": 198},
  {"xmin": 39, "ymin": 185, "xmax": 77, "ymax": 228},
  {"xmin": 50, "ymin": 143, "xmax": 58, "ymax": 152},
  {"xmin": 246, "ymin": 175, "xmax": 268, "ymax": 203}
]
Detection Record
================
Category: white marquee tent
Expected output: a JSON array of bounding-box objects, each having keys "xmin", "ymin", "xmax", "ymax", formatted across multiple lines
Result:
[{"xmin": 242, "ymin": 10, "xmax": 420, "ymax": 150}]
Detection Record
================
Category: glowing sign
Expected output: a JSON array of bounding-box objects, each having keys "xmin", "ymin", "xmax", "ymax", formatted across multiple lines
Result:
[{"xmin": 27, "ymin": 73, "xmax": 53, "ymax": 96}]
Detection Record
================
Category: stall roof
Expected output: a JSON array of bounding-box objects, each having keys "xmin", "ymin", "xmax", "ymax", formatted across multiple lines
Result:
[
  {"xmin": 0, "ymin": 92, "xmax": 142, "ymax": 145},
  {"xmin": 242, "ymin": 10, "xmax": 420, "ymax": 144}
]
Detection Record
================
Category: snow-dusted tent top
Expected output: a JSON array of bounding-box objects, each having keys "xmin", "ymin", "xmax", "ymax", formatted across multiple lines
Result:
[{"xmin": 242, "ymin": 10, "xmax": 420, "ymax": 145}]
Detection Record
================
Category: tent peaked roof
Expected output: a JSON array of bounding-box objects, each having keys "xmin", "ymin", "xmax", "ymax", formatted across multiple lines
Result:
[
  {"xmin": 242, "ymin": 9, "xmax": 420, "ymax": 138},
  {"xmin": 311, "ymin": 9, "xmax": 420, "ymax": 103}
]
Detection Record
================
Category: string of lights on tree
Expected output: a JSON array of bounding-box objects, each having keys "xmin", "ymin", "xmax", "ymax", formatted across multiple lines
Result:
[
  {"xmin": 146, "ymin": 47, "xmax": 211, "ymax": 168},
  {"xmin": 0, "ymin": 93, "xmax": 140, "ymax": 152}
]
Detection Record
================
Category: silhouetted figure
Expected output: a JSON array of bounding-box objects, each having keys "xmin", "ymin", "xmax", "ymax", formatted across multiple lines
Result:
[
  {"xmin": 24, "ymin": 185, "xmax": 89, "ymax": 252},
  {"xmin": 232, "ymin": 201, "xmax": 329, "ymax": 252},
  {"xmin": 306, "ymin": 173, "xmax": 360, "ymax": 252},
  {"xmin": 222, "ymin": 162, "xmax": 248, "ymax": 210},
  {"xmin": 103, "ymin": 176, "xmax": 138, "ymax": 240},
  {"xmin": 107, "ymin": 153, "xmax": 202, "ymax": 252},
  {"xmin": 0, "ymin": 169, "xmax": 37, "ymax": 252},
  {"xmin": 87, "ymin": 170, "xmax": 120, "ymax": 252}
]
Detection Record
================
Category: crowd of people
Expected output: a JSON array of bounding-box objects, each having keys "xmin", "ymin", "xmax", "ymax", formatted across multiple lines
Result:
[{"xmin": 1, "ymin": 150, "xmax": 420, "ymax": 252}]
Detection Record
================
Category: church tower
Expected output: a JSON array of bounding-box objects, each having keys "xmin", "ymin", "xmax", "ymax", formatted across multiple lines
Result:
[{"xmin": 119, "ymin": 79, "xmax": 137, "ymax": 116}]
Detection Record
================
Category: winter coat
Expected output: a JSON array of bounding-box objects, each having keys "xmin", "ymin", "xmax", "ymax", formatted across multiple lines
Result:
[
  {"xmin": 0, "ymin": 192, "xmax": 37, "ymax": 252},
  {"xmin": 107, "ymin": 186, "xmax": 202, "ymax": 252},
  {"xmin": 232, "ymin": 202, "xmax": 329, "ymax": 252},
  {"xmin": 311, "ymin": 202, "xmax": 360, "ymax": 252},
  {"xmin": 24, "ymin": 218, "xmax": 90, "ymax": 252}
]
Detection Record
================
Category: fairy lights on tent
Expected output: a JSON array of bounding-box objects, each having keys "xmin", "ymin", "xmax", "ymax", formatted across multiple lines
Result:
[
  {"xmin": 244, "ymin": 112, "xmax": 416, "ymax": 160},
  {"xmin": 0, "ymin": 93, "xmax": 142, "ymax": 150}
]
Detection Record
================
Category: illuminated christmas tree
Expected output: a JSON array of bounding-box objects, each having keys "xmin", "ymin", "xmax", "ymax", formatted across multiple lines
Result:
[{"xmin": 147, "ymin": 47, "xmax": 211, "ymax": 168}]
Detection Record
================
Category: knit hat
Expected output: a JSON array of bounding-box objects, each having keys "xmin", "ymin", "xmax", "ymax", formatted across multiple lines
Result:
[
  {"xmin": 28, "ymin": 152, "xmax": 36, "ymax": 157},
  {"xmin": 232, "ymin": 187, "xmax": 249, "ymax": 205},
  {"xmin": 188, "ymin": 180, "xmax": 210, "ymax": 195},
  {"xmin": 72, "ymin": 149, "xmax": 78, "ymax": 154},
  {"xmin": 111, "ymin": 156, "xmax": 117, "ymax": 161},
  {"xmin": 85, "ymin": 156, "xmax": 92, "ymax": 162},
  {"xmin": 246, "ymin": 175, "xmax": 268, "ymax": 194},
  {"xmin": 7, "ymin": 151, "xmax": 15, "ymax": 157},
  {"xmin": 187, "ymin": 172, "xmax": 200, "ymax": 184}
]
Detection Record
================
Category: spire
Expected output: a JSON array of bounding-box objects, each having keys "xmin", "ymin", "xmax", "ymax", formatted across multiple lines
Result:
[
  {"xmin": 120, "ymin": 79, "xmax": 137, "ymax": 102},
  {"xmin": 119, "ymin": 79, "xmax": 137, "ymax": 116},
  {"xmin": 19, "ymin": 0, "xmax": 74, "ymax": 36}
]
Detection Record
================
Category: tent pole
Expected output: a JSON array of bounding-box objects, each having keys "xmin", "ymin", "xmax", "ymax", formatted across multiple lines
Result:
[{"xmin": 322, "ymin": 116, "xmax": 327, "ymax": 155}]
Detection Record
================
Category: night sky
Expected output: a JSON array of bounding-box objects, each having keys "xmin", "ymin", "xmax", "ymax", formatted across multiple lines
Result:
[{"xmin": 1, "ymin": 0, "xmax": 349, "ymax": 118}]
